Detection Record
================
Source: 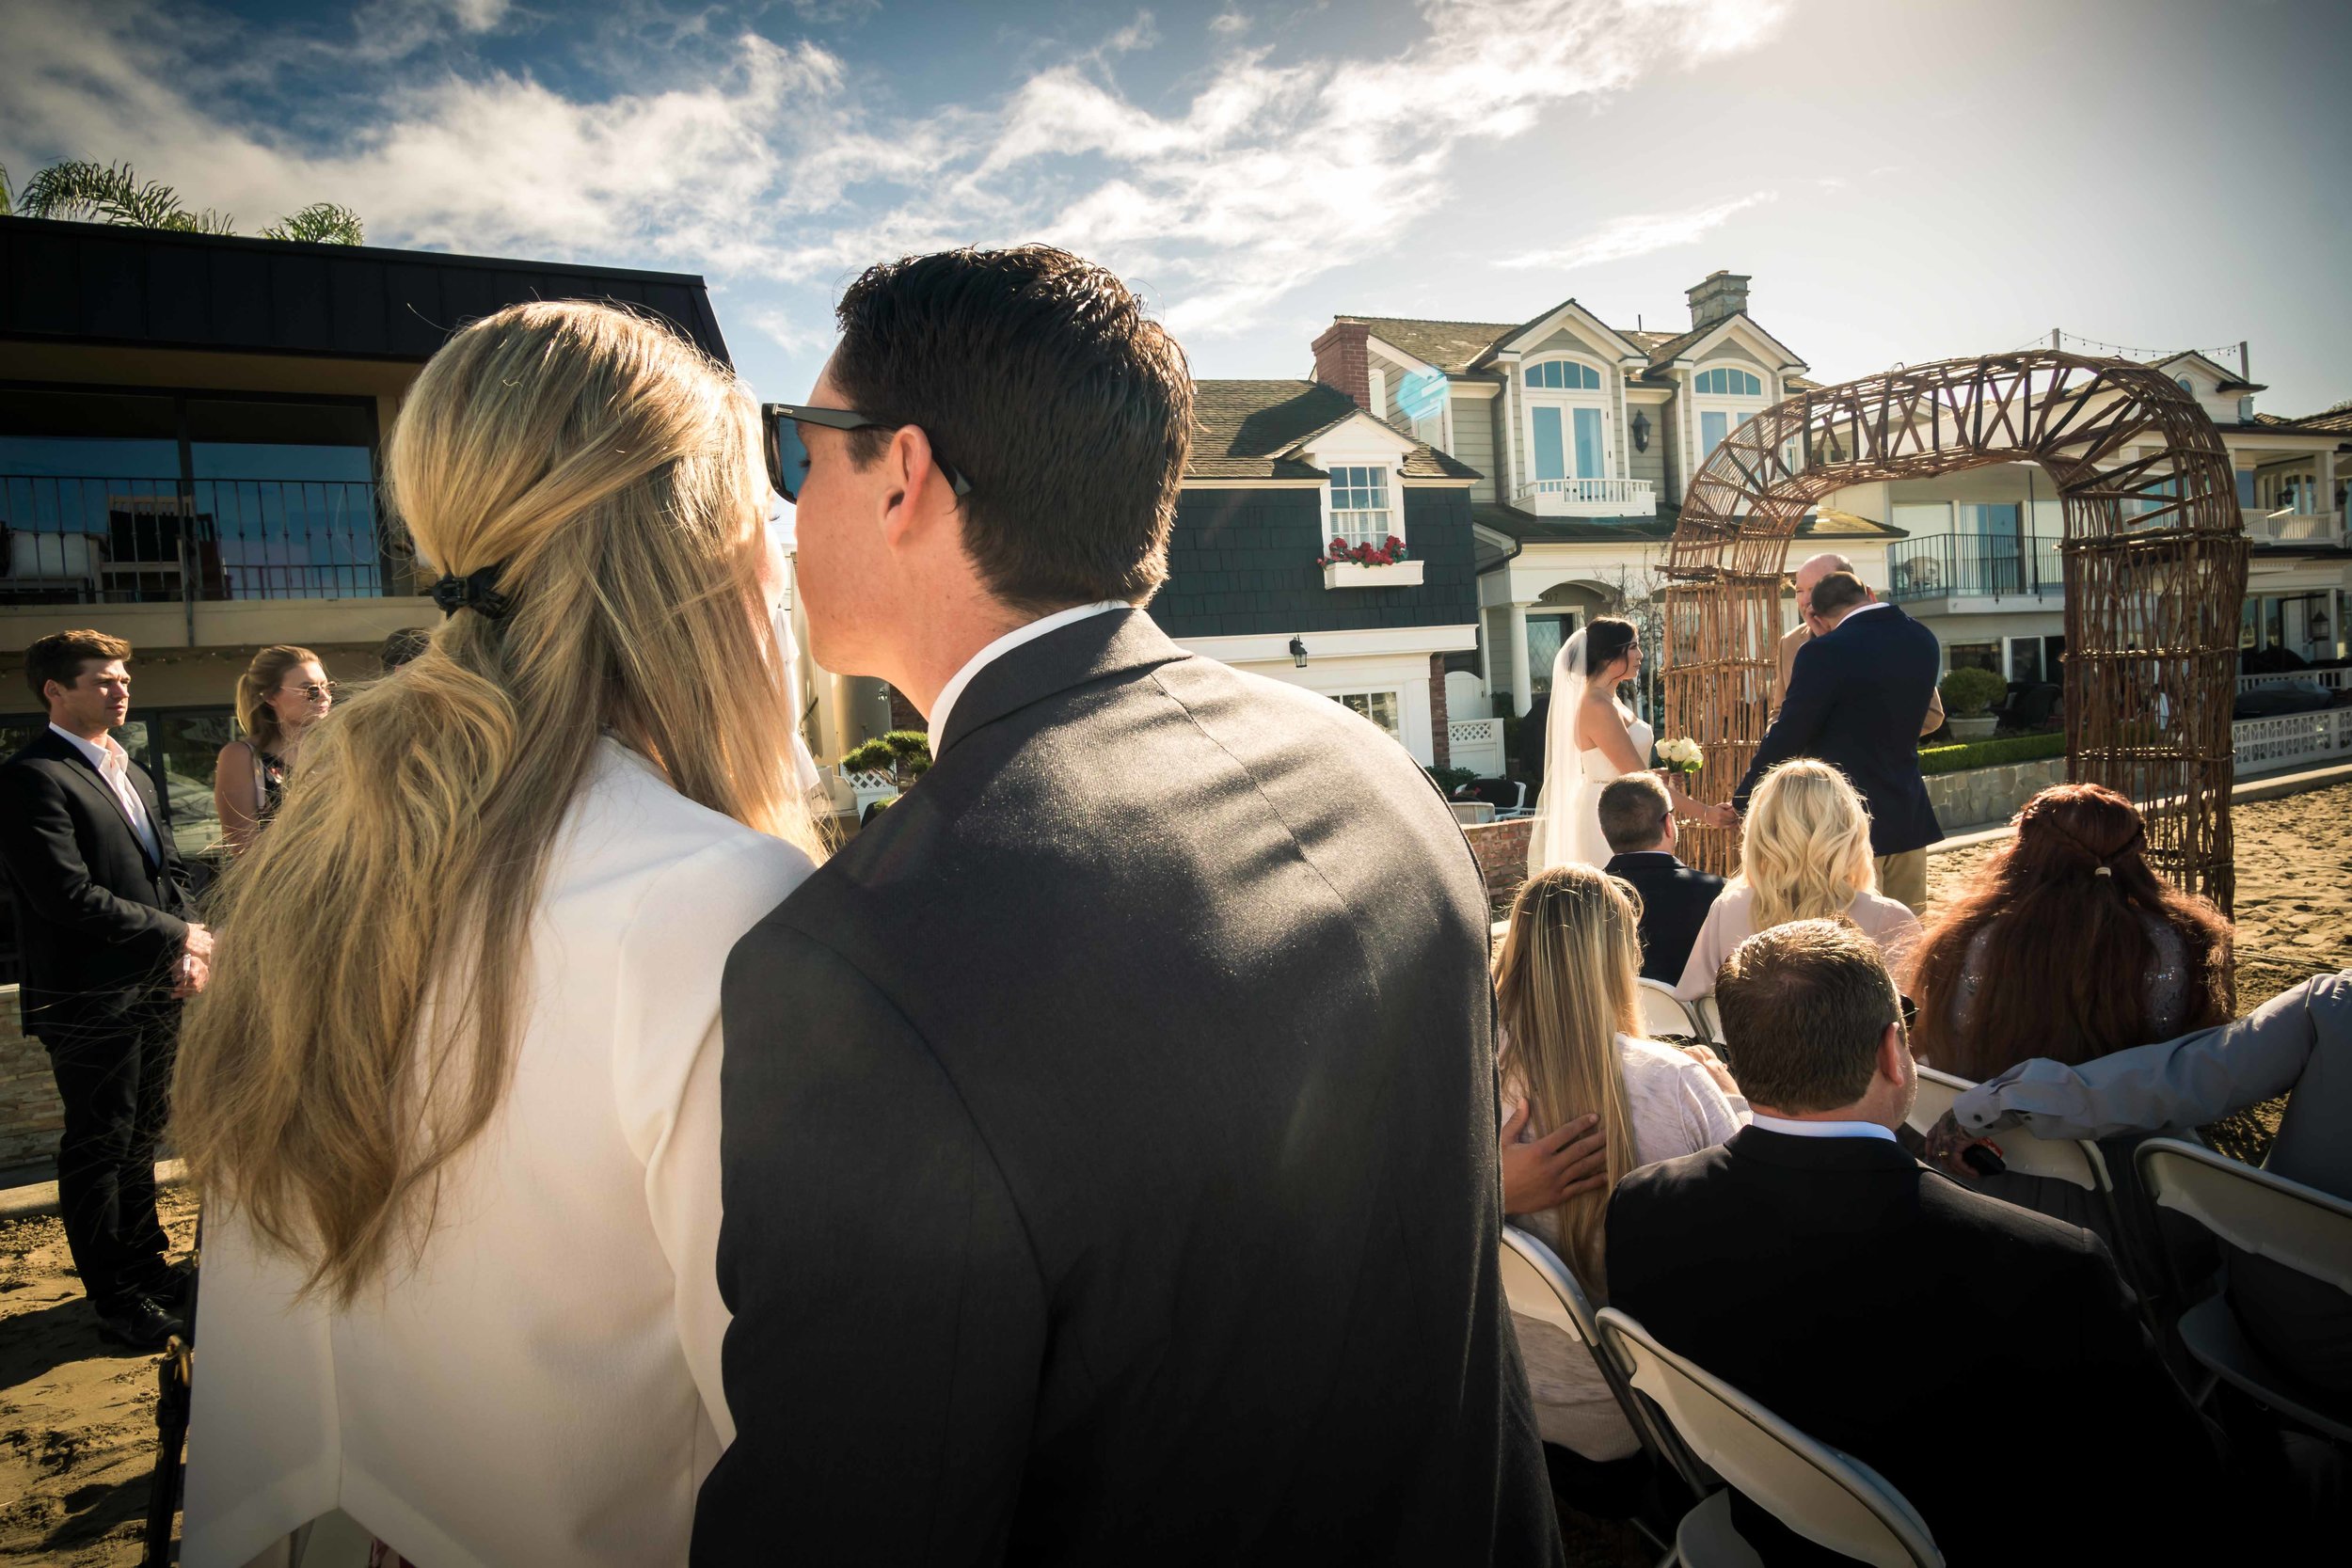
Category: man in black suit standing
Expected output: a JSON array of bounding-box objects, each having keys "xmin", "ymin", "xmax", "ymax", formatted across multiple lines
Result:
[
  {"xmin": 1608, "ymin": 921, "xmax": 2225, "ymax": 1562},
  {"xmin": 1597, "ymin": 774, "xmax": 1723, "ymax": 986},
  {"xmin": 1733, "ymin": 570, "xmax": 1941, "ymax": 913},
  {"xmin": 697, "ymin": 247, "xmax": 1561, "ymax": 1565},
  {"xmin": 0, "ymin": 630, "xmax": 207, "ymax": 1348}
]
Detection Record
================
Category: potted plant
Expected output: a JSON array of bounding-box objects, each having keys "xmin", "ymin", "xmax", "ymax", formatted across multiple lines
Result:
[
  {"xmin": 836, "ymin": 729, "xmax": 932, "ymax": 816},
  {"xmin": 1318, "ymin": 535, "xmax": 1426, "ymax": 589},
  {"xmin": 1938, "ymin": 667, "xmax": 2008, "ymax": 741}
]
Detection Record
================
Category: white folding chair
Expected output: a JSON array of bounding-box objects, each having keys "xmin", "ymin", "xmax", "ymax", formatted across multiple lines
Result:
[
  {"xmin": 1636, "ymin": 978, "xmax": 1704, "ymax": 1040},
  {"xmin": 1691, "ymin": 992, "xmax": 1726, "ymax": 1045},
  {"xmin": 2134, "ymin": 1137, "xmax": 2352, "ymax": 1442},
  {"xmin": 1596, "ymin": 1307, "xmax": 1943, "ymax": 1568}
]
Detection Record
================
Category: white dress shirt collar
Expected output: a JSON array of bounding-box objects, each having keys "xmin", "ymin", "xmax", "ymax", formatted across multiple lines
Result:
[
  {"xmin": 1837, "ymin": 601, "xmax": 1892, "ymax": 621},
  {"xmin": 50, "ymin": 721, "xmax": 161, "ymax": 861},
  {"xmin": 1746, "ymin": 1112, "xmax": 1898, "ymax": 1144},
  {"xmin": 927, "ymin": 601, "xmax": 1130, "ymax": 754}
]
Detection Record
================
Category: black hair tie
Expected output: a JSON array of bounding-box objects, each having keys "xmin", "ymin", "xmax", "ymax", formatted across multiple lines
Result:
[{"xmin": 430, "ymin": 564, "xmax": 513, "ymax": 620}]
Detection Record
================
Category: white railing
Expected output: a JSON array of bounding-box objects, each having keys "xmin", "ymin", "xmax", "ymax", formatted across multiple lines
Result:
[
  {"xmin": 2240, "ymin": 507, "xmax": 2343, "ymax": 545},
  {"xmin": 1513, "ymin": 476, "xmax": 1657, "ymax": 516},
  {"xmin": 2233, "ymin": 708, "xmax": 2352, "ymax": 771},
  {"xmin": 1449, "ymin": 717, "xmax": 1506, "ymax": 778},
  {"xmin": 2239, "ymin": 668, "xmax": 2350, "ymax": 694}
]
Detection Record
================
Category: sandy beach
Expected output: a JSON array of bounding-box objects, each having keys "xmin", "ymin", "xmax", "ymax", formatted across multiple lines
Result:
[{"xmin": 6, "ymin": 784, "xmax": 2348, "ymax": 1565}]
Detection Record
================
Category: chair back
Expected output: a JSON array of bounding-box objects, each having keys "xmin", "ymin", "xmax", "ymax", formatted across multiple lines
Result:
[
  {"xmin": 1906, "ymin": 1066, "xmax": 2108, "ymax": 1193},
  {"xmin": 1635, "ymin": 978, "xmax": 1703, "ymax": 1040},
  {"xmin": 1596, "ymin": 1307, "xmax": 1942, "ymax": 1568},
  {"xmin": 2135, "ymin": 1137, "xmax": 2352, "ymax": 1295}
]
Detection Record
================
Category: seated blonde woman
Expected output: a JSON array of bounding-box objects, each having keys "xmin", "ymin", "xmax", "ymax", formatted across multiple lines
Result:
[
  {"xmin": 1496, "ymin": 863, "xmax": 1745, "ymax": 1465},
  {"xmin": 1677, "ymin": 758, "xmax": 1921, "ymax": 1002}
]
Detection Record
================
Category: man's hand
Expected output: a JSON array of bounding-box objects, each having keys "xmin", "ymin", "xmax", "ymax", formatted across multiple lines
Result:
[
  {"xmin": 183, "ymin": 922, "xmax": 214, "ymax": 962},
  {"xmin": 1922, "ymin": 1109, "xmax": 1999, "ymax": 1179},
  {"xmin": 1500, "ymin": 1102, "xmax": 1608, "ymax": 1214},
  {"xmin": 1680, "ymin": 1043, "xmax": 1740, "ymax": 1098},
  {"xmin": 169, "ymin": 949, "xmax": 209, "ymax": 999}
]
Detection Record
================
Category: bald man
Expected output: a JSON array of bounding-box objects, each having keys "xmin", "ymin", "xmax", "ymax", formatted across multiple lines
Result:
[{"xmin": 1775, "ymin": 553, "xmax": 1945, "ymax": 737}]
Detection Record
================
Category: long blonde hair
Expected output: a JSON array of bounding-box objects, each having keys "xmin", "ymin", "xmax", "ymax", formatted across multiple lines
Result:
[
  {"xmin": 1739, "ymin": 759, "xmax": 1877, "ymax": 932},
  {"xmin": 233, "ymin": 644, "xmax": 320, "ymax": 755},
  {"xmin": 174, "ymin": 301, "xmax": 824, "ymax": 1304},
  {"xmin": 1493, "ymin": 863, "xmax": 1643, "ymax": 1297}
]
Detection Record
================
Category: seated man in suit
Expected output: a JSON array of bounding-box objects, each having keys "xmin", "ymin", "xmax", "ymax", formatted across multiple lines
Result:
[
  {"xmin": 1608, "ymin": 920, "xmax": 2226, "ymax": 1563},
  {"xmin": 1735, "ymin": 570, "xmax": 1941, "ymax": 914},
  {"xmin": 1597, "ymin": 774, "xmax": 1723, "ymax": 986}
]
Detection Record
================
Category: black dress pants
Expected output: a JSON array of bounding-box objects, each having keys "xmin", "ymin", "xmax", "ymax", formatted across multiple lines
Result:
[{"xmin": 40, "ymin": 1002, "xmax": 180, "ymax": 1311}]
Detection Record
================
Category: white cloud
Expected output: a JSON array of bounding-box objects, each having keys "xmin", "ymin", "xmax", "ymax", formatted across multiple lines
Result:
[
  {"xmin": 1208, "ymin": 8, "xmax": 1248, "ymax": 36},
  {"xmin": 1496, "ymin": 191, "xmax": 1778, "ymax": 271},
  {"xmin": 0, "ymin": 0, "xmax": 1793, "ymax": 341}
]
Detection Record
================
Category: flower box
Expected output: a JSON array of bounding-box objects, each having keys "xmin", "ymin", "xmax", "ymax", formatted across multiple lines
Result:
[{"xmin": 1322, "ymin": 560, "xmax": 1425, "ymax": 590}]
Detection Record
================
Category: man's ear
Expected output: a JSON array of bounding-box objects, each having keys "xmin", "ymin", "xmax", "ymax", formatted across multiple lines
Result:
[
  {"xmin": 877, "ymin": 424, "xmax": 953, "ymax": 549},
  {"xmin": 1878, "ymin": 1020, "xmax": 1909, "ymax": 1086}
]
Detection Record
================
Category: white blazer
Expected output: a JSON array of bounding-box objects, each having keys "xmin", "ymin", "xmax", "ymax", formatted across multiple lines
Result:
[{"xmin": 183, "ymin": 739, "xmax": 812, "ymax": 1568}]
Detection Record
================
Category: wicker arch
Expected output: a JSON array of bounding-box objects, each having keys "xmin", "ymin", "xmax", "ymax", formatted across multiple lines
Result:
[{"xmin": 1662, "ymin": 352, "xmax": 2249, "ymax": 910}]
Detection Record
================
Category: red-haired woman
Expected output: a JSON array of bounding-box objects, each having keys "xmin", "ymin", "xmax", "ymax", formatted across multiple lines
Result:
[
  {"xmin": 1909, "ymin": 783, "xmax": 2233, "ymax": 1080},
  {"xmin": 1907, "ymin": 783, "xmax": 2233, "ymax": 1263}
]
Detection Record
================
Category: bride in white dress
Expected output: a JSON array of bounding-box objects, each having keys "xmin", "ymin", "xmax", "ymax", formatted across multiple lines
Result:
[{"xmin": 1526, "ymin": 616, "xmax": 1735, "ymax": 874}]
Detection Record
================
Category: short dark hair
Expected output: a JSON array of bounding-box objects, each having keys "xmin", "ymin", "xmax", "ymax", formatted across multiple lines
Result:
[
  {"xmin": 379, "ymin": 627, "xmax": 432, "ymax": 670},
  {"xmin": 829, "ymin": 245, "xmax": 1194, "ymax": 613},
  {"xmin": 25, "ymin": 629, "xmax": 132, "ymax": 705},
  {"xmin": 1597, "ymin": 774, "xmax": 1672, "ymax": 855},
  {"xmin": 1714, "ymin": 919, "xmax": 1899, "ymax": 1112},
  {"xmin": 1810, "ymin": 570, "xmax": 1869, "ymax": 618}
]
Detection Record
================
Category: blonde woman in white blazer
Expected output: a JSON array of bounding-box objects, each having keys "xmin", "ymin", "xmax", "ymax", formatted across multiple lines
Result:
[{"xmin": 171, "ymin": 301, "xmax": 823, "ymax": 1568}]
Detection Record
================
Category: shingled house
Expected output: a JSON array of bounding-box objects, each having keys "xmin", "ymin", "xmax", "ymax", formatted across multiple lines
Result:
[
  {"xmin": 1151, "ymin": 379, "xmax": 1482, "ymax": 769},
  {"xmin": 1308, "ymin": 273, "xmax": 1899, "ymax": 724}
]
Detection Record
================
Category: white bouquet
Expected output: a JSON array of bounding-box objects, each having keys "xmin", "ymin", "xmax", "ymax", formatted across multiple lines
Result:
[{"xmin": 1656, "ymin": 736, "xmax": 1706, "ymax": 777}]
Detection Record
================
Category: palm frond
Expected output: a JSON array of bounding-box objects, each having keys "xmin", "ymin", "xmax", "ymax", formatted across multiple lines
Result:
[
  {"xmin": 0, "ymin": 164, "xmax": 12, "ymax": 217},
  {"xmin": 261, "ymin": 202, "xmax": 365, "ymax": 245},
  {"xmin": 160, "ymin": 208, "xmax": 240, "ymax": 235},
  {"xmin": 17, "ymin": 160, "xmax": 220, "ymax": 232}
]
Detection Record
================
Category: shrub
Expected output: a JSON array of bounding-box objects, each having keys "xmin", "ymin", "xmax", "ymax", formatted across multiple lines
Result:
[
  {"xmin": 839, "ymin": 738, "xmax": 895, "ymax": 775},
  {"xmin": 1915, "ymin": 731, "xmax": 2068, "ymax": 776},
  {"xmin": 1427, "ymin": 764, "xmax": 1480, "ymax": 795},
  {"xmin": 1938, "ymin": 666, "xmax": 2008, "ymax": 717}
]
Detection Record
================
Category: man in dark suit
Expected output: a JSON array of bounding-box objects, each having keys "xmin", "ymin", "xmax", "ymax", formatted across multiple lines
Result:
[
  {"xmin": 697, "ymin": 247, "xmax": 1561, "ymax": 1565},
  {"xmin": 0, "ymin": 630, "xmax": 206, "ymax": 1348},
  {"xmin": 1607, "ymin": 920, "xmax": 2226, "ymax": 1563},
  {"xmin": 1597, "ymin": 774, "xmax": 1723, "ymax": 986},
  {"xmin": 1733, "ymin": 570, "xmax": 1941, "ymax": 913}
]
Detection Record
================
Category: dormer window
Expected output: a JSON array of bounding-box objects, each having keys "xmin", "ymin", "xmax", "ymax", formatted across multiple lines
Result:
[
  {"xmin": 1525, "ymin": 360, "xmax": 1601, "ymax": 391},
  {"xmin": 1328, "ymin": 465, "xmax": 1394, "ymax": 546},
  {"xmin": 2176, "ymin": 376, "xmax": 2195, "ymax": 398},
  {"xmin": 1693, "ymin": 362, "xmax": 1770, "ymax": 465},
  {"xmin": 1693, "ymin": 367, "xmax": 1763, "ymax": 396}
]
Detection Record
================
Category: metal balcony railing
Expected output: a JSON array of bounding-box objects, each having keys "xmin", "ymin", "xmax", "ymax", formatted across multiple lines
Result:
[
  {"xmin": 1885, "ymin": 532, "xmax": 2063, "ymax": 602},
  {"xmin": 0, "ymin": 475, "xmax": 391, "ymax": 603}
]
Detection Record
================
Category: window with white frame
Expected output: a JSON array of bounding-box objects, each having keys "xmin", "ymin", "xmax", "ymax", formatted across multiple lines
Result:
[
  {"xmin": 1328, "ymin": 465, "xmax": 1394, "ymax": 546},
  {"xmin": 1692, "ymin": 366, "xmax": 1763, "ymax": 396},
  {"xmin": 1522, "ymin": 356, "xmax": 1609, "ymax": 490},
  {"xmin": 1526, "ymin": 360, "xmax": 1601, "ymax": 390},
  {"xmin": 1336, "ymin": 690, "xmax": 1402, "ymax": 739}
]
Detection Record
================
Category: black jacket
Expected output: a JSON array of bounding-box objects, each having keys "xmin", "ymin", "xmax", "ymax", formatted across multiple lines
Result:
[
  {"xmin": 696, "ymin": 610, "xmax": 1560, "ymax": 1567},
  {"xmin": 1603, "ymin": 850, "xmax": 1723, "ymax": 987},
  {"xmin": 1733, "ymin": 603, "xmax": 1943, "ymax": 855},
  {"xmin": 1607, "ymin": 1127, "xmax": 2224, "ymax": 1564},
  {"xmin": 0, "ymin": 728, "xmax": 190, "ymax": 1038}
]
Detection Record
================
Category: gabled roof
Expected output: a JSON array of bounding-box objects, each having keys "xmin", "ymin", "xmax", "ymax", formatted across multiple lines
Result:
[
  {"xmin": 1339, "ymin": 315, "xmax": 1518, "ymax": 376},
  {"xmin": 2150, "ymin": 349, "xmax": 2265, "ymax": 394},
  {"xmin": 1636, "ymin": 312, "xmax": 1806, "ymax": 376},
  {"xmin": 1186, "ymin": 380, "xmax": 1480, "ymax": 481},
  {"xmin": 1473, "ymin": 296, "xmax": 1646, "ymax": 365}
]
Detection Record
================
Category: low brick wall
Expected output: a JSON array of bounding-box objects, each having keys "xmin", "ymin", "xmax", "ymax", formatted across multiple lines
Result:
[
  {"xmin": 1463, "ymin": 817, "xmax": 1532, "ymax": 908},
  {"xmin": 1926, "ymin": 756, "xmax": 2069, "ymax": 834},
  {"xmin": 0, "ymin": 986, "xmax": 63, "ymax": 1170}
]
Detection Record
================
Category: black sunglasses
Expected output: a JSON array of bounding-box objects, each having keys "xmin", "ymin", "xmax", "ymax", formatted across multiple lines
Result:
[{"xmin": 761, "ymin": 403, "xmax": 974, "ymax": 505}]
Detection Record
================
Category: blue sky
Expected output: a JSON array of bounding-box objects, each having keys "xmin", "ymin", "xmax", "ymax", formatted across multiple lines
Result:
[{"xmin": 6, "ymin": 0, "xmax": 2349, "ymax": 415}]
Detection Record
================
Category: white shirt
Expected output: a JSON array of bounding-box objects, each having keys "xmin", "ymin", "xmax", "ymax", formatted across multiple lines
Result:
[
  {"xmin": 50, "ymin": 722, "xmax": 160, "ymax": 862},
  {"xmin": 927, "ymin": 600, "xmax": 1131, "ymax": 753},
  {"xmin": 182, "ymin": 740, "xmax": 814, "ymax": 1568},
  {"xmin": 1836, "ymin": 601, "xmax": 1892, "ymax": 622},
  {"xmin": 1747, "ymin": 1112, "xmax": 1898, "ymax": 1143}
]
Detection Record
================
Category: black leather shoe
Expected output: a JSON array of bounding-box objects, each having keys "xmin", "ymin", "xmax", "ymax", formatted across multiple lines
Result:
[
  {"xmin": 94, "ymin": 1294, "xmax": 185, "ymax": 1352},
  {"xmin": 137, "ymin": 1257, "xmax": 198, "ymax": 1313}
]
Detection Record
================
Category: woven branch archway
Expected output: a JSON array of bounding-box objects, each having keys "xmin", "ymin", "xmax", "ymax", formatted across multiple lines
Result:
[{"xmin": 1663, "ymin": 352, "xmax": 2249, "ymax": 911}]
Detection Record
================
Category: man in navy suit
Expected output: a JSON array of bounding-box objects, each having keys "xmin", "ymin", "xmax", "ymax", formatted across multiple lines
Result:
[
  {"xmin": 1733, "ymin": 570, "xmax": 1942, "ymax": 912},
  {"xmin": 1597, "ymin": 774, "xmax": 1723, "ymax": 985}
]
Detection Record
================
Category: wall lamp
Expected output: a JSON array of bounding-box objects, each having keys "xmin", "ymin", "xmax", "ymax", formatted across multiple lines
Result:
[
  {"xmin": 1630, "ymin": 411, "xmax": 1650, "ymax": 452},
  {"xmin": 1290, "ymin": 635, "xmax": 1310, "ymax": 669}
]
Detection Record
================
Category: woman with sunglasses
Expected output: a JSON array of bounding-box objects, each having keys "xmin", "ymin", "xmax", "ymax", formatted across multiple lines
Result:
[{"xmin": 213, "ymin": 644, "xmax": 332, "ymax": 853}]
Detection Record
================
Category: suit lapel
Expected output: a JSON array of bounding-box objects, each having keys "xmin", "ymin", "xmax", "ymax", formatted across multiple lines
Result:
[
  {"xmin": 936, "ymin": 609, "xmax": 1190, "ymax": 758},
  {"xmin": 47, "ymin": 733, "xmax": 161, "ymax": 872}
]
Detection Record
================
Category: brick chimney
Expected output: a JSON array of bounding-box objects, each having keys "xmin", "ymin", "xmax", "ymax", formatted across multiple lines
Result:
[
  {"xmin": 1311, "ymin": 319, "xmax": 1372, "ymax": 409},
  {"xmin": 1686, "ymin": 271, "xmax": 1751, "ymax": 331}
]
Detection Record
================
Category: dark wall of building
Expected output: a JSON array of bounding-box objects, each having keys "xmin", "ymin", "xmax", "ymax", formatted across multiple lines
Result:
[{"xmin": 1153, "ymin": 485, "xmax": 1478, "ymax": 638}]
